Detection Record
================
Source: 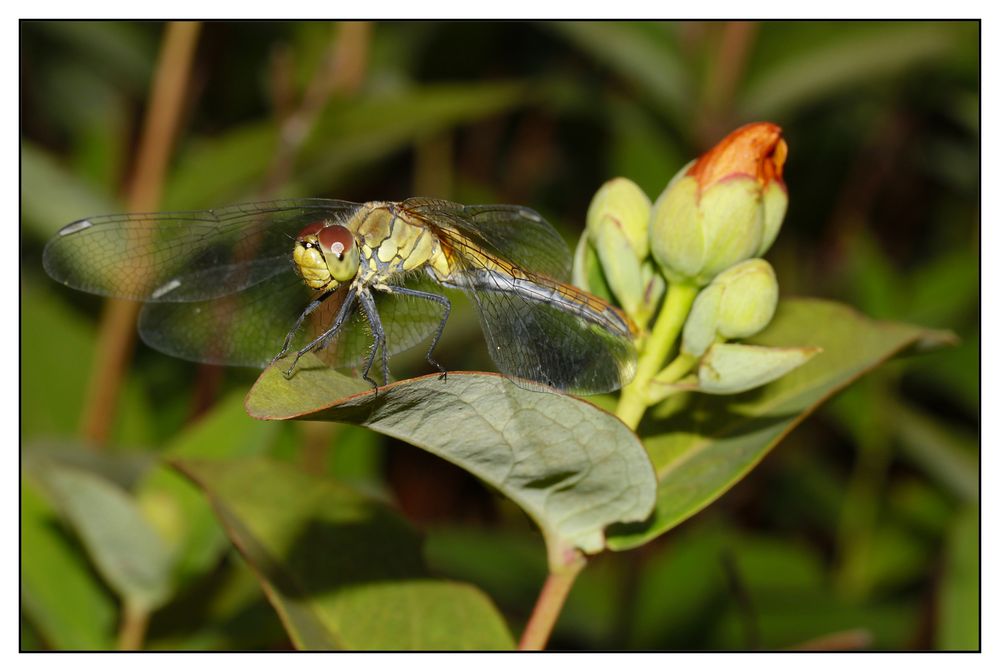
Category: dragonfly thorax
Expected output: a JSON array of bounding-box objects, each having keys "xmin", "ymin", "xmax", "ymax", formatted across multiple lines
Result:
[{"xmin": 292, "ymin": 222, "xmax": 361, "ymax": 291}]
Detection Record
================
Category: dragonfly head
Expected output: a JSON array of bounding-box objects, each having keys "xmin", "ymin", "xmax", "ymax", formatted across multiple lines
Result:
[{"xmin": 293, "ymin": 222, "xmax": 361, "ymax": 290}]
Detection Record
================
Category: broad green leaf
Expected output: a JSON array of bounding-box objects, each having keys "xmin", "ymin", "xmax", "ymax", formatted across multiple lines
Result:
[
  {"xmin": 21, "ymin": 480, "xmax": 116, "ymax": 650},
  {"xmin": 547, "ymin": 22, "xmax": 690, "ymax": 123},
  {"xmin": 21, "ymin": 284, "xmax": 152, "ymax": 446},
  {"xmin": 147, "ymin": 552, "xmax": 288, "ymax": 651},
  {"xmin": 136, "ymin": 392, "xmax": 279, "ymax": 589},
  {"xmin": 937, "ymin": 505, "xmax": 979, "ymax": 650},
  {"xmin": 175, "ymin": 457, "xmax": 514, "ymax": 650},
  {"xmin": 38, "ymin": 464, "xmax": 172, "ymax": 611},
  {"xmin": 245, "ymin": 368, "xmax": 656, "ymax": 559},
  {"xmin": 741, "ymin": 24, "xmax": 958, "ymax": 118},
  {"xmin": 608, "ymin": 298, "xmax": 955, "ymax": 550},
  {"xmin": 21, "ymin": 141, "xmax": 120, "ymax": 240}
]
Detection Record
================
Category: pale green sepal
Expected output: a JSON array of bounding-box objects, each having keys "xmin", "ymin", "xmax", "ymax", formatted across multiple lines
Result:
[
  {"xmin": 593, "ymin": 218, "xmax": 645, "ymax": 317},
  {"xmin": 758, "ymin": 181, "xmax": 788, "ymax": 256},
  {"xmin": 696, "ymin": 343, "xmax": 821, "ymax": 395},
  {"xmin": 681, "ymin": 283, "xmax": 723, "ymax": 357},
  {"xmin": 587, "ymin": 177, "xmax": 652, "ymax": 258},
  {"xmin": 571, "ymin": 230, "xmax": 614, "ymax": 303},
  {"xmin": 572, "ymin": 229, "xmax": 593, "ymax": 292},
  {"xmin": 650, "ymin": 176, "xmax": 705, "ymax": 283},
  {"xmin": 697, "ymin": 177, "xmax": 764, "ymax": 283},
  {"xmin": 715, "ymin": 259, "xmax": 779, "ymax": 339},
  {"xmin": 634, "ymin": 260, "xmax": 666, "ymax": 328}
]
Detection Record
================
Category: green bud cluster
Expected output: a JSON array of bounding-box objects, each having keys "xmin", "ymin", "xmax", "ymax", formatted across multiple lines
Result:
[{"xmin": 578, "ymin": 123, "xmax": 819, "ymax": 413}]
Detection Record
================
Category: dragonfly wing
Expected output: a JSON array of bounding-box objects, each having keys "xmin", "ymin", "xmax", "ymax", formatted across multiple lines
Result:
[
  {"xmin": 457, "ymin": 268, "xmax": 637, "ymax": 394},
  {"xmin": 138, "ymin": 268, "xmax": 316, "ymax": 367},
  {"xmin": 403, "ymin": 199, "xmax": 635, "ymax": 394},
  {"xmin": 43, "ymin": 199, "xmax": 360, "ymax": 301},
  {"xmin": 402, "ymin": 198, "xmax": 572, "ymax": 281}
]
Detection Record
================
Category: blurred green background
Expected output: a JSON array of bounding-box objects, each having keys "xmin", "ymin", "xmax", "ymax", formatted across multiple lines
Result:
[{"xmin": 20, "ymin": 20, "xmax": 979, "ymax": 650}]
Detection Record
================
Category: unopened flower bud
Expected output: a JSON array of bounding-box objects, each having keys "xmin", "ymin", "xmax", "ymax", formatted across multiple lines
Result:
[
  {"xmin": 682, "ymin": 259, "xmax": 779, "ymax": 357},
  {"xmin": 588, "ymin": 177, "xmax": 651, "ymax": 258},
  {"xmin": 584, "ymin": 178, "xmax": 652, "ymax": 318},
  {"xmin": 650, "ymin": 122, "xmax": 788, "ymax": 286}
]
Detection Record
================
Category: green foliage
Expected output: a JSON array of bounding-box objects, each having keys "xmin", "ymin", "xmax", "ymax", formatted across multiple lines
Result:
[
  {"xmin": 246, "ymin": 366, "xmax": 657, "ymax": 559},
  {"xmin": 20, "ymin": 20, "xmax": 978, "ymax": 651},
  {"xmin": 609, "ymin": 299, "xmax": 954, "ymax": 550},
  {"xmin": 21, "ymin": 481, "xmax": 117, "ymax": 649},
  {"xmin": 176, "ymin": 457, "xmax": 515, "ymax": 649}
]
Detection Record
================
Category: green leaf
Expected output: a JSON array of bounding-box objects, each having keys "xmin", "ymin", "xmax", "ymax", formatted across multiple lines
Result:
[
  {"xmin": 608, "ymin": 298, "xmax": 955, "ymax": 550},
  {"xmin": 937, "ymin": 505, "xmax": 979, "ymax": 650},
  {"xmin": 741, "ymin": 23, "xmax": 958, "ymax": 118},
  {"xmin": 174, "ymin": 457, "xmax": 514, "ymax": 650},
  {"xmin": 38, "ymin": 464, "xmax": 172, "ymax": 611},
  {"xmin": 135, "ymin": 392, "xmax": 279, "ymax": 589},
  {"xmin": 245, "ymin": 367, "xmax": 656, "ymax": 559},
  {"xmin": 21, "ymin": 479, "xmax": 116, "ymax": 650}
]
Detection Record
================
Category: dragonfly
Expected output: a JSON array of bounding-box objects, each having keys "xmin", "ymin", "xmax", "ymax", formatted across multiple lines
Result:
[{"xmin": 42, "ymin": 198, "xmax": 638, "ymax": 395}]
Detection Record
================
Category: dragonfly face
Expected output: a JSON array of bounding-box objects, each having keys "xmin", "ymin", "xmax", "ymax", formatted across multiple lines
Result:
[
  {"xmin": 43, "ymin": 198, "xmax": 638, "ymax": 395},
  {"xmin": 292, "ymin": 222, "xmax": 361, "ymax": 291}
]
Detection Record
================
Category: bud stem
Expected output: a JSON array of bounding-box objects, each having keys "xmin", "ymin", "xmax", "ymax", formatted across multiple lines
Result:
[
  {"xmin": 616, "ymin": 282, "xmax": 699, "ymax": 430},
  {"xmin": 644, "ymin": 352, "xmax": 699, "ymax": 406}
]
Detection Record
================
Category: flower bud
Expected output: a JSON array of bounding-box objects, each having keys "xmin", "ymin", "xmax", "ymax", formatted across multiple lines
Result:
[
  {"xmin": 584, "ymin": 178, "xmax": 652, "ymax": 319},
  {"xmin": 650, "ymin": 122, "xmax": 788, "ymax": 286},
  {"xmin": 696, "ymin": 343, "xmax": 820, "ymax": 395},
  {"xmin": 682, "ymin": 259, "xmax": 779, "ymax": 357},
  {"xmin": 587, "ymin": 177, "xmax": 651, "ymax": 258}
]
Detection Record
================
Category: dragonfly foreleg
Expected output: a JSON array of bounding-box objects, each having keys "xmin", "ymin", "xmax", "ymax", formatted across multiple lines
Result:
[
  {"xmin": 282, "ymin": 287, "xmax": 357, "ymax": 378},
  {"xmin": 357, "ymin": 289, "xmax": 388, "ymax": 388},
  {"xmin": 271, "ymin": 287, "xmax": 337, "ymax": 366},
  {"xmin": 387, "ymin": 286, "xmax": 451, "ymax": 380}
]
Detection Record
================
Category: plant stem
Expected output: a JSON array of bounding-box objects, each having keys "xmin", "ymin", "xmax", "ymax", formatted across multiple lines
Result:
[
  {"xmin": 79, "ymin": 21, "xmax": 201, "ymax": 447},
  {"xmin": 518, "ymin": 550, "xmax": 586, "ymax": 650},
  {"xmin": 616, "ymin": 282, "xmax": 698, "ymax": 430},
  {"xmin": 645, "ymin": 352, "xmax": 698, "ymax": 406},
  {"xmin": 116, "ymin": 601, "xmax": 150, "ymax": 651}
]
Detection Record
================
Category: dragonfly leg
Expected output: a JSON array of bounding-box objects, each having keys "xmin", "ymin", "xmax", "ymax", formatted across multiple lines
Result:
[
  {"xmin": 282, "ymin": 287, "xmax": 357, "ymax": 379},
  {"xmin": 271, "ymin": 287, "xmax": 336, "ymax": 366},
  {"xmin": 357, "ymin": 289, "xmax": 388, "ymax": 388},
  {"xmin": 388, "ymin": 286, "xmax": 451, "ymax": 380}
]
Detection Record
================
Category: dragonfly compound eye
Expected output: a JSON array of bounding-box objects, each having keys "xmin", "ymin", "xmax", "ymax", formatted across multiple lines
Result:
[{"xmin": 318, "ymin": 224, "xmax": 360, "ymax": 282}]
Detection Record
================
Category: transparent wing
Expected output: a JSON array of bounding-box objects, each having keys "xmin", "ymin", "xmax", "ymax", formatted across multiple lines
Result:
[
  {"xmin": 43, "ymin": 199, "xmax": 360, "ymax": 302},
  {"xmin": 401, "ymin": 202, "xmax": 637, "ymax": 395},
  {"xmin": 138, "ymin": 268, "xmax": 448, "ymax": 369},
  {"xmin": 456, "ymin": 266, "xmax": 637, "ymax": 394},
  {"xmin": 401, "ymin": 198, "xmax": 572, "ymax": 281}
]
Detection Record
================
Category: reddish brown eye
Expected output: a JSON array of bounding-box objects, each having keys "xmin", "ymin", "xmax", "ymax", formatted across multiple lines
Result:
[
  {"xmin": 318, "ymin": 225, "xmax": 354, "ymax": 259},
  {"xmin": 296, "ymin": 221, "xmax": 325, "ymax": 240}
]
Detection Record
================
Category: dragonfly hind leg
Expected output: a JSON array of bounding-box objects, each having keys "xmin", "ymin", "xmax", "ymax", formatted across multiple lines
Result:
[
  {"xmin": 281, "ymin": 287, "xmax": 357, "ymax": 379},
  {"xmin": 389, "ymin": 286, "xmax": 451, "ymax": 380},
  {"xmin": 357, "ymin": 289, "xmax": 388, "ymax": 388}
]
